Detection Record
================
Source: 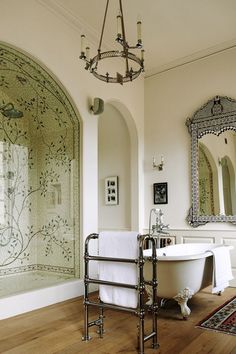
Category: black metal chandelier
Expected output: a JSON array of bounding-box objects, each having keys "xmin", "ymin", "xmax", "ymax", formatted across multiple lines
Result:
[{"xmin": 79, "ymin": 0, "xmax": 144, "ymax": 85}]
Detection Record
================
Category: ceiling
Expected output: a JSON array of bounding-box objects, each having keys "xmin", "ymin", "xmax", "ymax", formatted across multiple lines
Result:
[{"xmin": 41, "ymin": 0, "xmax": 236, "ymax": 78}]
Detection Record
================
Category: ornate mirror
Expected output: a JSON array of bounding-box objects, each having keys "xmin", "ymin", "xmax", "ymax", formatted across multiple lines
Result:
[{"xmin": 186, "ymin": 96, "xmax": 236, "ymax": 227}]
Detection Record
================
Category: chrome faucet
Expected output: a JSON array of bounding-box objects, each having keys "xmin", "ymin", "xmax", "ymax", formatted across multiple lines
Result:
[{"xmin": 148, "ymin": 208, "xmax": 169, "ymax": 248}]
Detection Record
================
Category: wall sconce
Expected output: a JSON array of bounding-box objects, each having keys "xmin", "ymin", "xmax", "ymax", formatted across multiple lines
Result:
[
  {"xmin": 218, "ymin": 157, "xmax": 227, "ymax": 167},
  {"xmin": 90, "ymin": 97, "xmax": 104, "ymax": 115},
  {"xmin": 153, "ymin": 156, "xmax": 164, "ymax": 171}
]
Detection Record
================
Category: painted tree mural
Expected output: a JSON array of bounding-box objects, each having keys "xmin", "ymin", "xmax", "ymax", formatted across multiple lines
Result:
[{"xmin": 0, "ymin": 43, "xmax": 79, "ymax": 272}]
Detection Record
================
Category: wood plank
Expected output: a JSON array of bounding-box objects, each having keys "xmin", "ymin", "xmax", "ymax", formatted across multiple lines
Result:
[{"xmin": 0, "ymin": 286, "xmax": 235, "ymax": 354}]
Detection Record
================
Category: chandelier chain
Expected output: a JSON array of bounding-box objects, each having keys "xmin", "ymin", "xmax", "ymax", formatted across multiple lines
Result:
[{"xmin": 98, "ymin": 0, "xmax": 109, "ymax": 53}]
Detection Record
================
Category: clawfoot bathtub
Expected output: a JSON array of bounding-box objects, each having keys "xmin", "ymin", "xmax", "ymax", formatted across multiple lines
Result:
[{"xmin": 144, "ymin": 243, "xmax": 233, "ymax": 319}]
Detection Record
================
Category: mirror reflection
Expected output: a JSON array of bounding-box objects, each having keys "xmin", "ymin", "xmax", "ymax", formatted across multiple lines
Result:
[{"xmin": 198, "ymin": 131, "xmax": 236, "ymax": 216}]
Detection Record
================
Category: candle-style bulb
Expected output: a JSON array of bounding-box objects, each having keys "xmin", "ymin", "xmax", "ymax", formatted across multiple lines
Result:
[
  {"xmin": 81, "ymin": 34, "xmax": 85, "ymax": 54},
  {"xmin": 117, "ymin": 11, "xmax": 122, "ymax": 38},
  {"xmin": 86, "ymin": 46, "xmax": 90, "ymax": 61},
  {"xmin": 141, "ymin": 49, "xmax": 145, "ymax": 61},
  {"xmin": 137, "ymin": 20, "xmax": 142, "ymax": 43}
]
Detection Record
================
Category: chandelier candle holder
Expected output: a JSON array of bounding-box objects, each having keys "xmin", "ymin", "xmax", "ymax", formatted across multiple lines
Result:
[{"xmin": 79, "ymin": 0, "xmax": 145, "ymax": 85}]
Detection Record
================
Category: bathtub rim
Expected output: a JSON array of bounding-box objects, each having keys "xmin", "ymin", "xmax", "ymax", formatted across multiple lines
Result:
[{"xmin": 143, "ymin": 243, "xmax": 233, "ymax": 261}]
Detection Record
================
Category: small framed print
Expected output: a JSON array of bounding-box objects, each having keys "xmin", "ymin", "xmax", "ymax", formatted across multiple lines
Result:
[
  {"xmin": 105, "ymin": 176, "xmax": 119, "ymax": 205},
  {"xmin": 153, "ymin": 182, "xmax": 168, "ymax": 204}
]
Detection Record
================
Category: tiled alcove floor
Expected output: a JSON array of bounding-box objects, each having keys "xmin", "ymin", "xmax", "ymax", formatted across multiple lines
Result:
[{"xmin": 0, "ymin": 271, "xmax": 74, "ymax": 298}]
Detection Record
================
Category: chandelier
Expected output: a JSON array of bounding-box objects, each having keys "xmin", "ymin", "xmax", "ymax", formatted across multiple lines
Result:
[{"xmin": 79, "ymin": 0, "xmax": 145, "ymax": 85}]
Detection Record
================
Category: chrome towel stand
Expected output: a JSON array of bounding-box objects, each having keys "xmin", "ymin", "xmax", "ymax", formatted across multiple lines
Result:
[{"xmin": 82, "ymin": 233, "xmax": 159, "ymax": 354}]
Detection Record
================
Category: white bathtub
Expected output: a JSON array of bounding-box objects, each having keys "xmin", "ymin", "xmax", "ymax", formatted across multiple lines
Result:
[{"xmin": 144, "ymin": 243, "xmax": 233, "ymax": 319}]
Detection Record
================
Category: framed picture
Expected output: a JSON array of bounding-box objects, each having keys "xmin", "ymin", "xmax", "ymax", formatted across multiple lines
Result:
[
  {"xmin": 153, "ymin": 182, "xmax": 168, "ymax": 204},
  {"xmin": 105, "ymin": 176, "xmax": 119, "ymax": 205}
]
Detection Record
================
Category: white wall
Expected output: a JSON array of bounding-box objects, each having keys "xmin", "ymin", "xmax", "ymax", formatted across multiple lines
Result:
[
  {"xmin": 144, "ymin": 46, "xmax": 236, "ymax": 232},
  {"xmin": 0, "ymin": 0, "xmax": 145, "ymax": 272},
  {"xmin": 145, "ymin": 49, "xmax": 236, "ymax": 285},
  {"xmin": 98, "ymin": 104, "xmax": 131, "ymax": 231}
]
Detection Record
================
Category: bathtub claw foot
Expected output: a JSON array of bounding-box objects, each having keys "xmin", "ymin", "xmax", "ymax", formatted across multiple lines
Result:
[
  {"xmin": 174, "ymin": 287, "xmax": 194, "ymax": 319},
  {"xmin": 160, "ymin": 298, "xmax": 170, "ymax": 308}
]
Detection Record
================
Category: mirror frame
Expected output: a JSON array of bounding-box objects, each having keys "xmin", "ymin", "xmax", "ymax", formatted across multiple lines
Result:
[{"xmin": 186, "ymin": 95, "xmax": 236, "ymax": 227}]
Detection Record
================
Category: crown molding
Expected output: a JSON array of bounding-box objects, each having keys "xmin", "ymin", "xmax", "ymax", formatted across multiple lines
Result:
[
  {"xmin": 37, "ymin": 0, "xmax": 108, "ymax": 49},
  {"xmin": 145, "ymin": 38, "xmax": 236, "ymax": 78},
  {"xmin": 36, "ymin": 0, "xmax": 136, "ymax": 70}
]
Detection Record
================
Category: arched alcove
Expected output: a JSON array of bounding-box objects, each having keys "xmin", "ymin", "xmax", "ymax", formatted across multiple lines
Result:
[
  {"xmin": 0, "ymin": 42, "xmax": 81, "ymax": 296},
  {"xmin": 98, "ymin": 100, "xmax": 139, "ymax": 231}
]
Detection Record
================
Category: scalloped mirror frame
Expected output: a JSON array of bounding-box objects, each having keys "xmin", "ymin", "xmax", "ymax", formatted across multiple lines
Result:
[{"xmin": 186, "ymin": 95, "xmax": 236, "ymax": 227}]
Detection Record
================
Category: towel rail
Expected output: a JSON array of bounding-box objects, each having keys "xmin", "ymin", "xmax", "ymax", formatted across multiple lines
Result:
[
  {"xmin": 85, "ymin": 277, "xmax": 139, "ymax": 289},
  {"xmin": 82, "ymin": 232, "xmax": 159, "ymax": 354},
  {"xmin": 84, "ymin": 300, "xmax": 138, "ymax": 313},
  {"xmin": 85, "ymin": 255, "xmax": 139, "ymax": 263}
]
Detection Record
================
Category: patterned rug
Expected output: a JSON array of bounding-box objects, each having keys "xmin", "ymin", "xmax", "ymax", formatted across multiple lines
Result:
[{"xmin": 196, "ymin": 296, "xmax": 236, "ymax": 336}]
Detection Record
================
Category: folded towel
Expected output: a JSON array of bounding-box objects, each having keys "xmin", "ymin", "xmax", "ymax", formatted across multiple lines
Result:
[
  {"xmin": 209, "ymin": 246, "xmax": 233, "ymax": 294},
  {"xmin": 99, "ymin": 231, "xmax": 139, "ymax": 308}
]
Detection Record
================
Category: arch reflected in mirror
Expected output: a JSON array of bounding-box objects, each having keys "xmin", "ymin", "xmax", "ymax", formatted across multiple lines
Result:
[
  {"xmin": 186, "ymin": 95, "xmax": 236, "ymax": 227},
  {"xmin": 198, "ymin": 142, "xmax": 219, "ymax": 216},
  {"xmin": 221, "ymin": 155, "xmax": 236, "ymax": 215}
]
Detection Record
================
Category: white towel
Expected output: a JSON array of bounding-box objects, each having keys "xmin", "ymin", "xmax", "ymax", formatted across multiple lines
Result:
[
  {"xmin": 209, "ymin": 246, "xmax": 234, "ymax": 294},
  {"xmin": 99, "ymin": 231, "xmax": 139, "ymax": 308}
]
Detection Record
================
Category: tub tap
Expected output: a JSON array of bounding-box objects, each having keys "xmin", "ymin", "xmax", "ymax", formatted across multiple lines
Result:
[
  {"xmin": 153, "ymin": 210, "xmax": 169, "ymax": 235},
  {"xmin": 148, "ymin": 208, "xmax": 160, "ymax": 235},
  {"xmin": 152, "ymin": 223, "xmax": 169, "ymax": 234},
  {"xmin": 148, "ymin": 208, "xmax": 169, "ymax": 248},
  {"xmin": 152, "ymin": 223, "xmax": 169, "ymax": 248},
  {"xmin": 149, "ymin": 208, "xmax": 169, "ymax": 234}
]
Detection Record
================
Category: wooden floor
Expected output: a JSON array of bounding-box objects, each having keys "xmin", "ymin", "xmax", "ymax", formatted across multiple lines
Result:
[{"xmin": 0, "ymin": 286, "xmax": 235, "ymax": 354}]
